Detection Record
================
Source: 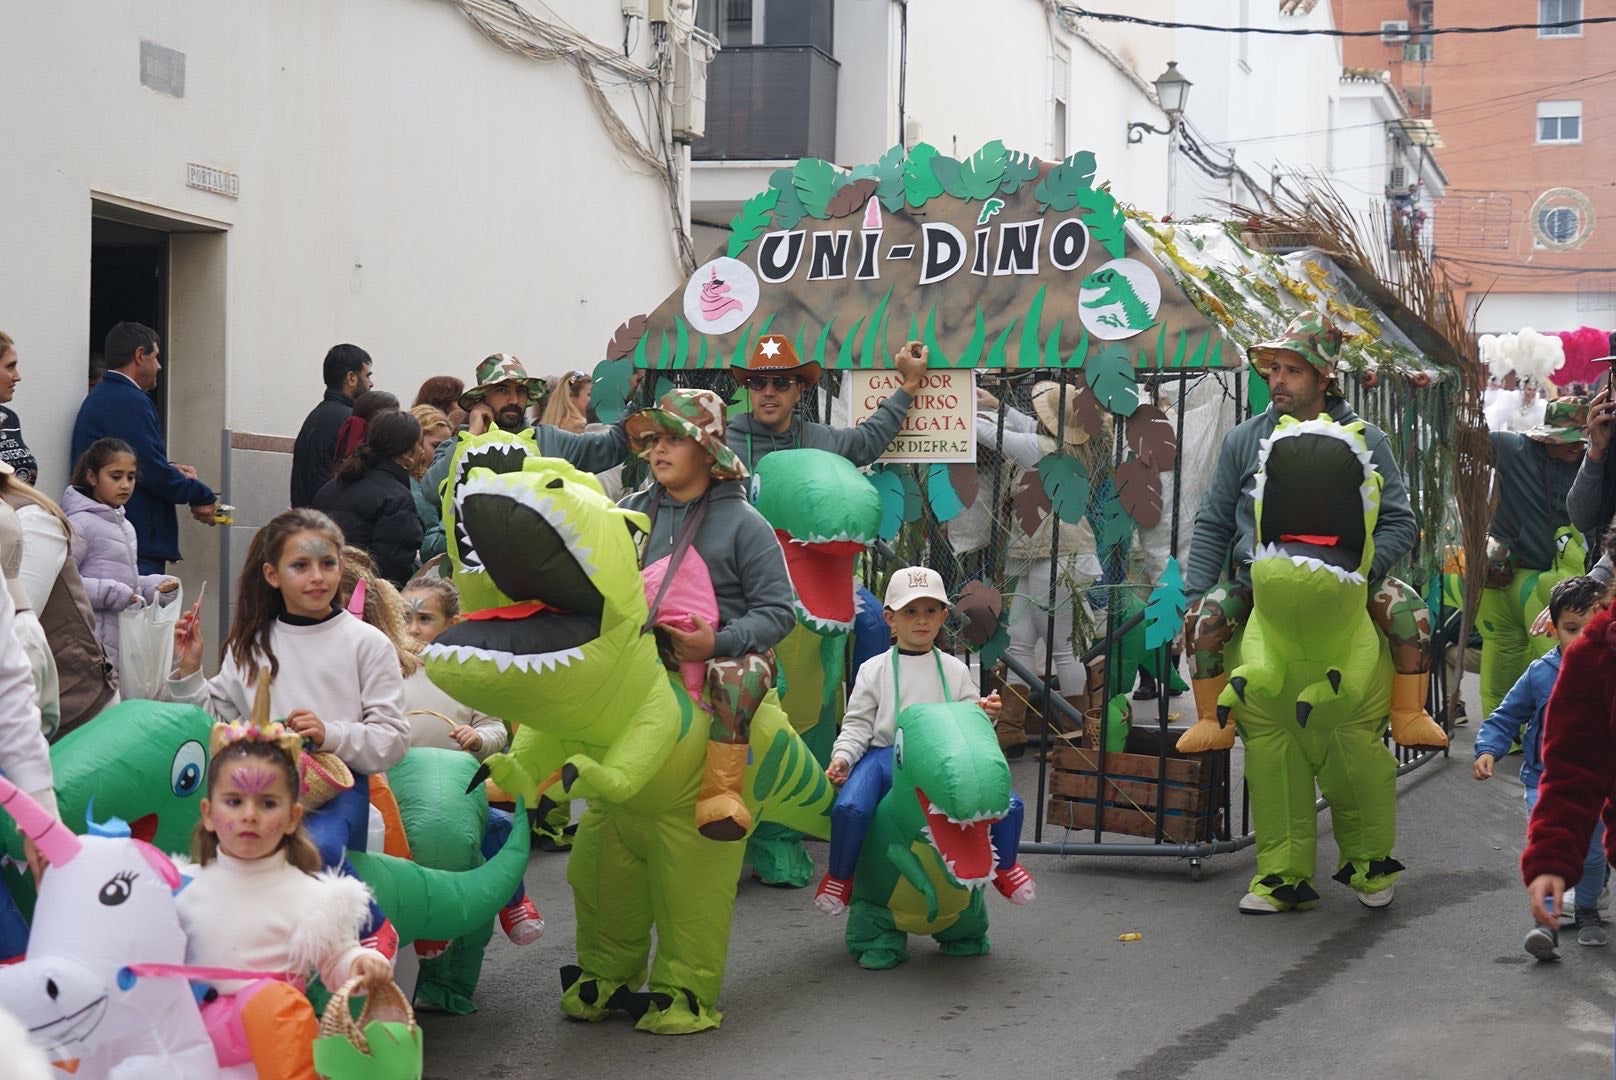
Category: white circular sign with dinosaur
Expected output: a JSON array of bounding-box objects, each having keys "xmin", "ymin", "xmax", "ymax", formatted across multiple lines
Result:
[
  {"xmin": 1078, "ymin": 258, "xmax": 1161, "ymax": 341},
  {"xmin": 683, "ymin": 257, "xmax": 759, "ymax": 336}
]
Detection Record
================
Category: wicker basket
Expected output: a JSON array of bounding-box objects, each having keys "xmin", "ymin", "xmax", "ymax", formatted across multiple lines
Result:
[
  {"xmin": 300, "ymin": 750, "xmax": 355, "ymax": 810},
  {"xmin": 318, "ymin": 975, "xmax": 416, "ymax": 1052}
]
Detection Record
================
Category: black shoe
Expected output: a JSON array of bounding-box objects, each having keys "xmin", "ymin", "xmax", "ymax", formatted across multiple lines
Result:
[{"xmin": 1133, "ymin": 672, "xmax": 1159, "ymax": 701}]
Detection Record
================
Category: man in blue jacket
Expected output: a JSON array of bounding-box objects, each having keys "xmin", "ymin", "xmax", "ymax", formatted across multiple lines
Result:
[{"xmin": 71, "ymin": 322, "xmax": 217, "ymax": 574}]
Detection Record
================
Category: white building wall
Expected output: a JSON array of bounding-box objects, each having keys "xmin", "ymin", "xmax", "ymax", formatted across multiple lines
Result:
[{"xmin": 0, "ymin": 0, "xmax": 686, "ymax": 495}]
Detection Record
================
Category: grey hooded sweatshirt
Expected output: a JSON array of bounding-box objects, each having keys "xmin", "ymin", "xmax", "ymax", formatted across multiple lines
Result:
[
  {"xmin": 725, "ymin": 389, "xmax": 913, "ymax": 476},
  {"xmin": 620, "ymin": 480, "xmax": 796, "ymax": 658}
]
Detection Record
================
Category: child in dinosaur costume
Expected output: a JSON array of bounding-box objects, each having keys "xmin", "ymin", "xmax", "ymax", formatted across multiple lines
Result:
[
  {"xmin": 1184, "ymin": 416, "xmax": 1412, "ymax": 912},
  {"xmin": 1178, "ymin": 314, "xmax": 1446, "ymax": 766},
  {"xmin": 423, "ymin": 438, "xmax": 834, "ymax": 1034}
]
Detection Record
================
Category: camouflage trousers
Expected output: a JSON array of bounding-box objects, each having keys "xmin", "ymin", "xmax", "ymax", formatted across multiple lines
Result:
[
  {"xmin": 703, "ymin": 651, "xmax": 779, "ymax": 743},
  {"xmin": 1184, "ymin": 575, "xmax": 1431, "ymax": 680}
]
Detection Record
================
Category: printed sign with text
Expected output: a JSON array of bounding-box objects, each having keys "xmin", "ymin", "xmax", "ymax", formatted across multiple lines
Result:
[{"xmin": 849, "ymin": 369, "xmax": 976, "ymax": 464}]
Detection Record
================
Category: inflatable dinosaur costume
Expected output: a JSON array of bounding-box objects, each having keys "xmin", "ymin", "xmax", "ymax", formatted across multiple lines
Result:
[
  {"xmin": 1177, "ymin": 417, "xmax": 1409, "ymax": 912},
  {"xmin": 846, "ymin": 700, "xmax": 1011, "ymax": 969},
  {"xmin": 746, "ymin": 448, "xmax": 882, "ymax": 886},
  {"xmin": 424, "ymin": 443, "xmax": 835, "ymax": 1034}
]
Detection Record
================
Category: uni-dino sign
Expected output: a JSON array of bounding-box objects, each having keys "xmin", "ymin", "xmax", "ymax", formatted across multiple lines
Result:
[{"xmin": 601, "ymin": 142, "xmax": 1235, "ymax": 390}]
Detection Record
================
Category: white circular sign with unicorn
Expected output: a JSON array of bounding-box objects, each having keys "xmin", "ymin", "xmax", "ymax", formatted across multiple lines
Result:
[{"xmin": 683, "ymin": 257, "xmax": 760, "ymax": 336}]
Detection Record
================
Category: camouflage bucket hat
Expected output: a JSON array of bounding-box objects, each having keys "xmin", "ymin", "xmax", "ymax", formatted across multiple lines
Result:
[
  {"xmin": 1525, "ymin": 396, "xmax": 1589, "ymax": 445},
  {"xmin": 624, "ymin": 388, "xmax": 748, "ymax": 481},
  {"xmin": 458, "ymin": 352, "xmax": 548, "ymax": 410},
  {"xmin": 1250, "ymin": 313, "xmax": 1347, "ymax": 394}
]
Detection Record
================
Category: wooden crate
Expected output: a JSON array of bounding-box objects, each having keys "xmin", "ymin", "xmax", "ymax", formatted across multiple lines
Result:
[{"xmin": 1044, "ymin": 741, "xmax": 1225, "ymax": 844}]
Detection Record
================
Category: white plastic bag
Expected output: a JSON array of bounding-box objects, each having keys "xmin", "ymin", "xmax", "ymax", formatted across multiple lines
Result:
[{"xmin": 117, "ymin": 587, "xmax": 180, "ymax": 701}]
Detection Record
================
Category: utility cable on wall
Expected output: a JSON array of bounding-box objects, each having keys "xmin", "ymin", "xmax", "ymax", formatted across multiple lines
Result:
[{"xmin": 1058, "ymin": 6, "xmax": 1616, "ymax": 37}]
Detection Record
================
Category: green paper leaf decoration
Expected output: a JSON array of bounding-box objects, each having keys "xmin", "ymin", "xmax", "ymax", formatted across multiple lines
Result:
[
  {"xmin": 1037, "ymin": 452, "xmax": 1091, "ymax": 525},
  {"xmin": 926, "ymin": 462, "xmax": 965, "ymax": 522},
  {"xmin": 979, "ymin": 610, "xmax": 1012, "ymax": 667},
  {"xmin": 589, "ymin": 359, "xmax": 633, "ymax": 423},
  {"xmin": 793, "ymin": 157, "xmax": 841, "ymax": 219},
  {"xmin": 1125, "ymin": 403, "xmax": 1178, "ymax": 470},
  {"xmin": 769, "ymin": 167, "xmax": 808, "ymax": 230},
  {"xmin": 1012, "ymin": 469, "xmax": 1051, "ymax": 533},
  {"xmin": 954, "ymin": 580, "xmax": 1003, "ymax": 647},
  {"xmin": 931, "ymin": 154, "xmax": 966, "ymax": 199},
  {"xmin": 903, "ymin": 143, "xmax": 946, "ymax": 208},
  {"xmin": 870, "ymin": 465, "xmax": 922, "ymax": 541},
  {"xmin": 874, "ymin": 143, "xmax": 908, "ymax": 211},
  {"xmin": 1078, "ymin": 186, "xmax": 1127, "ymax": 260},
  {"xmin": 1114, "ymin": 456, "xmax": 1163, "ymax": 528},
  {"xmin": 1143, "ymin": 557, "xmax": 1188, "ymax": 650},
  {"xmin": 1248, "ymin": 370, "xmax": 1272, "ymax": 413},
  {"xmin": 726, "ymin": 189, "xmax": 781, "ymax": 258},
  {"xmin": 1085, "ymin": 344, "xmax": 1140, "ymax": 416},
  {"xmin": 957, "ymin": 140, "xmax": 1008, "ymax": 200},
  {"xmin": 1092, "ymin": 496, "xmax": 1134, "ymax": 552},
  {"xmin": 605, "ymin": 315, "xmax": 649, "ymax": 361},
  {"xmin": 1033, "ymin": 150, "xmax": 1098, "ymax": 212},
  {"xmin": 998, "ymin": 150, "xmax": 1041, "ymax": 195}
]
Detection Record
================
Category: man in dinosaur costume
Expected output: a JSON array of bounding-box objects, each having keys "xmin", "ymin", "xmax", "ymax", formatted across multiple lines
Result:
[
  {"xmin": 746, "ymin": 448, "xmax": 883, "ymax": 885},
  {"xmin": 1178, "ymin": 313, "xmax": 1446, "ymax": 761},
  {"xmin": 1192, "ymin": 416, "xmax": 1410, "ymax": 912},
  {"xmin": 424, "ymin": 452, "xmax": 835, "ymax": 1034},
  {"xmin": 845, "ymin": 699, "xmax": 1012, "ymax": 969}
]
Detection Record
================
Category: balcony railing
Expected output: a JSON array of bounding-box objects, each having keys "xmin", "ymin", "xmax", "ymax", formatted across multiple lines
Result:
[{"xmin": 692, "ymin": 44, "xmax": 839, "ymax": 161}]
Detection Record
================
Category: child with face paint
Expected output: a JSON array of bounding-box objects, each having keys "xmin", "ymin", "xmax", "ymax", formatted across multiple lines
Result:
[
  {"xmin": 169, "ymin": 508, "xmax": 410, "ymax": 956},
  {"xmin": 178, "ymin": 724, "xmax": 392, "ymax": 1075},
  {"xmin": 397, "ymin": 575, "xmax": 543, "ymax": 949}
]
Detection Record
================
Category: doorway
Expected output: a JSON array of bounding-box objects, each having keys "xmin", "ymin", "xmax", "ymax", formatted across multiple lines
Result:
[{"xmin": 89, "ymin": 219, "xmax": 169, "ymax": 422}]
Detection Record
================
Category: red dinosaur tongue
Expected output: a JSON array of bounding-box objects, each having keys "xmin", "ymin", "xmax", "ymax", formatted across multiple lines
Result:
[
  {"xmin": 915, "ymin": 787, "xmax": 996, "ymax": 884},
  {"xmin": 776, "ymin": 531, "xmax": 862, "ymax": 626},
  {"xmin": 462, "ymin": 601, "xmax": 556, "ymax": 621}
]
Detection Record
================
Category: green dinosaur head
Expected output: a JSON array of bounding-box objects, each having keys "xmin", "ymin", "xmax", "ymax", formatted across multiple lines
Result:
[
  {"xmin": 424, "ymin": 455, "xmax": 652, "ymax": 735},
  {"xmin": 751, "ymin": 448, "xmax": 881, "ymax": 633},
  {"xmin": 1249, "ymin": 415, "xmax": 1382, "ymax": 609},
  {"xmin": 440, "ymin": 427, "xmax": 546, "ymax": 611},
  {"xmin": 890, "ymin": 700, "xmax": 1010, "ymax": 888}
]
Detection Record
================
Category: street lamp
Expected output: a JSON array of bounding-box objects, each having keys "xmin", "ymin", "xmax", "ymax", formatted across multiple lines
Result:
[
  {"xmin": 1126, "ymin": 62, "xmax": 1193, "ymax": 143},
  {"xmin": 1126, "ymin": 61, "xmax": 1193, "ymax": 217}
]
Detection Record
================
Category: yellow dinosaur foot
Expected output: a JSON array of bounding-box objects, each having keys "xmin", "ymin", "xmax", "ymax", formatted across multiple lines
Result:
[
  {"xmin": 1389, "ymin": 673, "xmax": 1448, "ymax": 750},
  {"xmin": 694, "ymin": 740, "xmax": 753, "ymax": 841},
  {"xmin": 1176, "ymin": 675, "xmax": 1236, "ymax": 753}
]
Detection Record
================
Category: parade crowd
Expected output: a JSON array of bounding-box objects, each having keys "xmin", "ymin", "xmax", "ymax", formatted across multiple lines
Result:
[{"xmin": 3, "ymin": 315, "xmax": 1616, "ymax": 1072}]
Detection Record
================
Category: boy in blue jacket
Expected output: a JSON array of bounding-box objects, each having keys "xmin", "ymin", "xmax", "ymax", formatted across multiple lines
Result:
[{"xmin": 1474, "ymin": 574, "xmax": 1611, "ymax": 959}]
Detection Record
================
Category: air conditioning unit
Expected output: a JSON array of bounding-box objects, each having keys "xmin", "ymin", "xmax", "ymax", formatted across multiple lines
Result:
[
  {"xmin": 1381, "ymin": 19, "xmax": 1410, "ymax": 42},
  {"xmin": 1417, "ymin": 2, "xmax": 1434, "ymax": 25},
  {"xmin": 1388, "ymin": 165, "xmax": 1409, "ymax": 190}
]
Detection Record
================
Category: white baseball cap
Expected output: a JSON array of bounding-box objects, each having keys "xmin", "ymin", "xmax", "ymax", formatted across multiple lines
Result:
[{"xmin": 884, "ymin": 566, "xmax": 951, "ymax": 611}]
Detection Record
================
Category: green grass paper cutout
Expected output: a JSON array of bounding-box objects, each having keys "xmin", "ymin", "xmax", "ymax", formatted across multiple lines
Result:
[{"xmin": 1143, "ymin": 557, "xmax": 1188, "ymax": 650}]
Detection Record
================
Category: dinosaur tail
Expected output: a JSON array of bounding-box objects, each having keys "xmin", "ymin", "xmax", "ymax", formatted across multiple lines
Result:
[
  {"xmin": 744, "ymin": 702, "xmax": 835, "ymax": 840},
  {"xmin": 346, "ymin": 799, "xmax": 530, "ymax": 944}
]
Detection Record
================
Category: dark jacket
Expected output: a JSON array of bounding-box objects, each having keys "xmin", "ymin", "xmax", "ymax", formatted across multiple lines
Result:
[
  {"xmin": 290, "ymin": 389, "xmax": 355, "ymax": 507},
  {"xmin": 312, "ymin": 460, "xmax": 422, "ymax": 586},
  {"xmin": 70, "ymin": 371, "xmax": 215, "ymax": 565}
]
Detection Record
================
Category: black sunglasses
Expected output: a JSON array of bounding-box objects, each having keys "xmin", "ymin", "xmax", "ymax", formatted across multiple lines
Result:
[{"xmin": 743, "ymin": 375, "xmax": 799, "ymax": 392}]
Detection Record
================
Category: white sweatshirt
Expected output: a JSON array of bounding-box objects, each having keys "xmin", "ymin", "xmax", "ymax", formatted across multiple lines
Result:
[
  {"xmin": 168, "ymin": 612, "xmax": 408, "ymax": 775},
  {"xmin": 0, "ymin": 581, "xmax": 54, "ymax": 815},
  {"xmin": 403, "ymin": 669, "xmax": 508, "ymax": 760},
  {"xmin": 177, "ymin": 850, "xmax": 383, "ymax": 995},
  {"xmin": 830, "ymin": 648, "xmax": 976, "ymax": 768}
]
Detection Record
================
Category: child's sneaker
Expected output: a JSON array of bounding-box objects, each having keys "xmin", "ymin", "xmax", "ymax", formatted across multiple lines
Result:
[
  {"xmin": 1575, "ymin": 909, "xmax": 1608, "ymax": 947},
  {"xmin": 993, "ymin": 863, "xmax": 1036, "ymax": 905},
  {"xmin": 1524, "ymin": 924, "xmax": 1561, "ymax": 961},
  {"xmin": 499, "ymin": 897, "xmax": 545, "ymax": 945},
  {"xmin": 413, "ymin": 939, "xmax": 449, "ymax": 961},
  {"xmin": 814, "ymin": 874, "xmax": 853, "ymax": 915}
]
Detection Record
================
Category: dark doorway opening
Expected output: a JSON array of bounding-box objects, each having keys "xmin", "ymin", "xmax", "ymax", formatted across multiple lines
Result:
[{"xmin": 90, "ymin": 219, "xmax": 169, "ymax": 425}]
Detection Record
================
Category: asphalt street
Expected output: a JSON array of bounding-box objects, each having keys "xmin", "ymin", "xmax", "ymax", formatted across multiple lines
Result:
[{"xmin": 420, "ymin": 673, "xmax": 1615, "ymax": 1080}]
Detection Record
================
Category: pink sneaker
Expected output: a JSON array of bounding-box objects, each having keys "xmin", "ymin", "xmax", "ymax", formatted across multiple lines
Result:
[
  {"xmin": 814, "ymin": 874, "xmax": 853, "ymax": 915},
  {"xmin": 993, "ymin": 863, "xmax": 1036, "ymax": 905},
  {"xmin": 499, "ymin": 897, "xmax": 545, "ymax": 945}
]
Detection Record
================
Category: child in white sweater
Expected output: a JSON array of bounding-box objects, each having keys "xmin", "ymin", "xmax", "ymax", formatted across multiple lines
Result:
[
  {"xmin": 178, "ymin": 727, "xmax": 391, "ymax": 1075},
  {"xmin": 0, "ymin": 580, "xmax": 54, "ymax": 961},
  {"xmin": 170, "ymin": 508, "xmax": 409, "ymax": 953},
  {"xmin": 815, "ymin": 567, "xmax": 1034, "ymax": 915}
]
